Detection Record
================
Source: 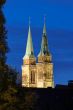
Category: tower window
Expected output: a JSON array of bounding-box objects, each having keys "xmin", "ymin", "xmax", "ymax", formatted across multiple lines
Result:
[
  {"xmin": 30, "ymin": 71, "xmax": 35, "ymax": 84},
  {"xmin": 46, "ymin": 71, "xmax": 51, "ymax": 79}
]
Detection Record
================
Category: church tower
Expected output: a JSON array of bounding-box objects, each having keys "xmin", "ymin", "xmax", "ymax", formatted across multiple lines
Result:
[
  {"xmin": 37, "ymin": 19, "xmax": 54, "ymax": 88},
  {"xmin": 22, "ymin": 19, "xmax": 54, "ymax": 88},
  {"xmin": 22, "ymin": 22, "xmax": 36, "ymax": 87}
]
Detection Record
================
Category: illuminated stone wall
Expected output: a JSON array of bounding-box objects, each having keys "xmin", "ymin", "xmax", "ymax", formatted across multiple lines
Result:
[{"xmin": 22, "ymin": 55, "xmax": 54, "ymax": 88}]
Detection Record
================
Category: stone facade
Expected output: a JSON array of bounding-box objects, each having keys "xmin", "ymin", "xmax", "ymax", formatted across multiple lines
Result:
[{"xmin": 22, "ymin": 21, "xmax": 54, "ymax": 88}]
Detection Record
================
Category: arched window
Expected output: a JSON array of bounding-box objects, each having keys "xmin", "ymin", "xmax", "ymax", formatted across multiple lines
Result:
[{"xmin": 30, "ymin": 71, "xmax": 35, "ymax": 84}]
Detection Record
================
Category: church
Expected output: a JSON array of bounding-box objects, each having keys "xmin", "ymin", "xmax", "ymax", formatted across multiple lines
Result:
[{"xmin": 22, "ymin": 20, "xmax": 54, "ymax": 88}]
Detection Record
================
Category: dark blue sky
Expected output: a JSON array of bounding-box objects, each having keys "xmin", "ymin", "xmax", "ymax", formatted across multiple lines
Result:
[{"xmin": 3, "ymin": 0, "xmax": 73, "ymax": 85}]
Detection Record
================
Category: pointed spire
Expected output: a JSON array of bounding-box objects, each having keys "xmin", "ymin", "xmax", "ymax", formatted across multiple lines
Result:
[
  {"xmin": 24, "ymin": 18, "xmax": 34, "ymax": 58},
  {"xmin": 43, "ymin": 16, "xmax": 47, "ymax": 35},
  {"xmin": 38, "ymin": 18, "xmax": 50, "ymax": 56}
]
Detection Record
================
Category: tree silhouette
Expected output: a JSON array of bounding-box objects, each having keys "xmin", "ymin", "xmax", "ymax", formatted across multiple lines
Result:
[
  {"xmin": 0, "ymin": 1, "xmax": 9, "ymax": 66},
  {"xmin": 0, "ymin": 1, "xmax": 38, "ymax": 110},
  {"xmin": 0, "ymin": 0, "xmax": 6, "ymax": 7},
  {"xmin": 0, "ymin": 0, "xmax": 18, "ymax": 90}
]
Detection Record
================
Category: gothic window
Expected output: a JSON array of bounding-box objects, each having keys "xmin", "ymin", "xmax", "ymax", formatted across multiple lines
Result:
[{"xmin": 30, "ymin": 71, "xmax": 35, "ymax": 84}]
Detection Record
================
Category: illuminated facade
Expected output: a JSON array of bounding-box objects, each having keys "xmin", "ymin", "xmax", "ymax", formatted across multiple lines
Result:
[{"xmin": 22, "ymin": 20, "xmax": 54, "ymax": 88}]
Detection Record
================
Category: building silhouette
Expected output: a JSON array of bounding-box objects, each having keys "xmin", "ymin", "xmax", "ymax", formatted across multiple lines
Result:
[{"xmin": 20, "ymin": 80, "xmax": 73, "ymax": 110}]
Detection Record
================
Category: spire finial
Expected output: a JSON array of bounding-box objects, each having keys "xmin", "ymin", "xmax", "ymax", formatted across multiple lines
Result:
[{"xmin": 43, "ymin": 15, "xmax": 47, "ymax": 35}]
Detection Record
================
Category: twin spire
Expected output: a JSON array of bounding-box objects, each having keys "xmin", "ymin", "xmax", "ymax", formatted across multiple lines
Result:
[
  {"xmin": 25, "ymin": 22, "xmax": 34, "ymax": 57},
  {"xmin": 39, "ymin": 19, "xmax": 50, "ymax": 56},
  {"xmin": 25, "ymin": 18, "xmax": 49, "ymax": 58}
]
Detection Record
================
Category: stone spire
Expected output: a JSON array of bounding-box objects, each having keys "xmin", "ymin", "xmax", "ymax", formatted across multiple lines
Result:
[
  {"xmin": 24, "ymin": 19, "xmax": 34, "ymax": 58},
  {"xmin": 43, "ymin": 17, "xmax": 47, "ymax": 35},
  {"xmin": 38, "ymin": 19, "xmax": 50, "ymax": 56}
]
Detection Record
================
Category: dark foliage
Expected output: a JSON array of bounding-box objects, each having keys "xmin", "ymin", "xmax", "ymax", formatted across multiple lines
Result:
[
  {"xmin": 0, "ymin": 1, "xmax": 9, "ymax": 65},
  {"xmin": 0, "ymin": 0, "xmax": 17, "ymax": 89},
  {"xmin": 0, "ymin": 0, "xmax": 6, "ymax": 7},
  {"xmin": 0, "ymin": 1, "xmax": 38, "ymax": 110}
]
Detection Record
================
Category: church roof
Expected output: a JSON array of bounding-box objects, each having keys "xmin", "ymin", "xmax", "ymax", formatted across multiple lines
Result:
[
  {"xmin": 38, "ymin": 20, "xmax": 50, "ymax": 56},
  {"xmin": 24, "ymin": 23, "xmax": 35, "ymax": 58}
]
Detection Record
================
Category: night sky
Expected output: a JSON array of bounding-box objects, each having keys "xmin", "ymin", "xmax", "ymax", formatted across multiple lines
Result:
[{"xmin": 3, "ymin": 0, "xmax": 73, "ymax": 85}]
